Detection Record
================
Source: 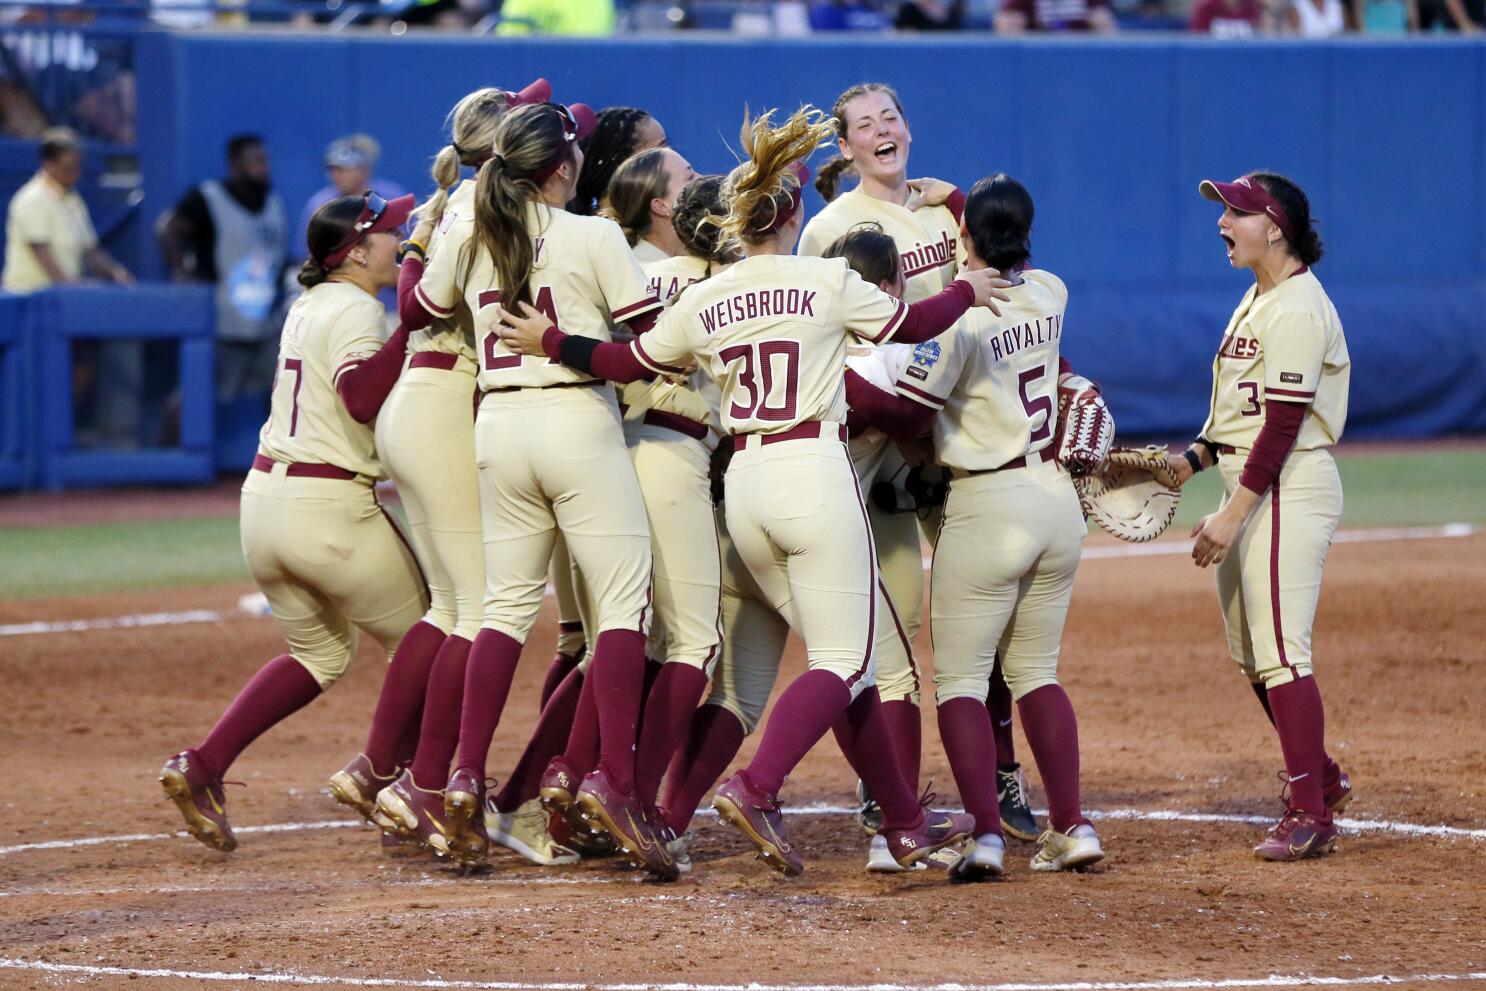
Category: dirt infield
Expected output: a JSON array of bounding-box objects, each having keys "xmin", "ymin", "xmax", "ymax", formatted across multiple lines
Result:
[{"xmin": 2, "ymin": 531, "xmax": 1484, "ymax": 989}]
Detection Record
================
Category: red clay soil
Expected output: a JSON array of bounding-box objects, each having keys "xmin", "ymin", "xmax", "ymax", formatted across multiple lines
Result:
[{"xmin": 1, "ymin": 533, "xmax": 1484, "ymax": 989}]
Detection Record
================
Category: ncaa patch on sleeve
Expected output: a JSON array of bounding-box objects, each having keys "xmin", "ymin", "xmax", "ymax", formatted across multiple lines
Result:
[{"xmin": 912, "ymin": 341, "xmax": 941, "ymax": 367}]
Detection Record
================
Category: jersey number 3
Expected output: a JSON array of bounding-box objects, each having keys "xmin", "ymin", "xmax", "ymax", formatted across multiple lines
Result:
[
  {"xmin": 719, "ymin": 340, "xmax": 800, "ymax": 422},
  {"xmin": 480, "ymin": 288, "xmax": 559, "ymax": 371}
]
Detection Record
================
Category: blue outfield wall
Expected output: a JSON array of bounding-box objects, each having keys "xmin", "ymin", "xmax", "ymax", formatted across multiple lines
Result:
[{"xmin": 124, "ymin": 33, "xmax": 1486, "ymax": 438}]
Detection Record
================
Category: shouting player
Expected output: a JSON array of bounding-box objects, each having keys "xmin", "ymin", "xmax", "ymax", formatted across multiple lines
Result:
[
  {"xmin": 496, "ymin": 106, "xmax": 1011, "ymax": 876},
  {"xmin": 1165, "ymin": 172, "xmax": 1352, "ymax": 861}
]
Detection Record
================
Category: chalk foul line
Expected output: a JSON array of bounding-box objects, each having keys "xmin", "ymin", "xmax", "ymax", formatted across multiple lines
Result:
[
  {"xmin": 3, "ymin": 524, "xmax": 1475, "ymax": 639},
  {"xmin": 2, "ymin": 805, "xmax": 1480, "ymax": 860},
  {"xmin": 0, "ymin": 957, "xmax": 1484, "ymax": 990}
]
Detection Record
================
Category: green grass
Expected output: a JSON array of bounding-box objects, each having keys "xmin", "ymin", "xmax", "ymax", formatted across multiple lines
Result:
[
  {"xmin": 1, "ymin": 448, "xmax": 1480, "ymax": 602},
  {"xmin": 1169, "ymin": 449, "xmax": 1486, "ymax": 530},
  {"xmin": 1, "ymin": 516, "xmax": 248, "ymax": 601}
]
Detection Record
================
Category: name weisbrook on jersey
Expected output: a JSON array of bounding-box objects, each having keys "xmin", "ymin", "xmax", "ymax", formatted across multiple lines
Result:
[{"xmin": 698, "ymin": 287, "xmax": 825, "ymax": 334}]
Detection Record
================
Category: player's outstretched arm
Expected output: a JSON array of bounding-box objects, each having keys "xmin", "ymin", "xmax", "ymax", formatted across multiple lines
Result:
[
  {"xmin": 845, "ymin": 369, "xmax": 936, "ymax": 441},
  {"xmin": 891, "ymin": 269, "xmax": 1010, "ymax": 344},
  {"xmin": 496, "ymin": 302, "xmax": 657, "ymax": 384}
]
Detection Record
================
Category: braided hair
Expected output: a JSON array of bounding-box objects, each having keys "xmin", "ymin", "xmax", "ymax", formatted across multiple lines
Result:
[{"xmin": 569, "ymin": 106, "xmax": 653, "ymax": 216}]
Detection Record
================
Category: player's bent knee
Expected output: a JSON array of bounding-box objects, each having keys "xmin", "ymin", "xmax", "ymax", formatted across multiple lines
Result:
[
  {"xmin": 1260, "ymin": 664, "xmax": 1312, "ymax": 691},
  {"xmin": 934, "ymin": 682, "xmax": 990, "ymax": 707},
  {"xmin": 290, "ymin": 649, "xmax": 353, "ymax": 690},
  {"xmin": 708, "ymin": 694, "xmax": 763, "ymax": 736},
  {"xmin": 422, "ymin": 605, "xmax": 457, "ymax": 638},
  {"xmin": 1004, "ymin": 670, "xmax": 1060, "ymax": 702},
  {"xmin": 481, "ymin": 619, "xmax": 532, "ymax": 645}
]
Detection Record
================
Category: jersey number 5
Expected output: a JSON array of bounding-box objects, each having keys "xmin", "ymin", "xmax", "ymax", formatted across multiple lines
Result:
[
  {"xmin": 1017, "ymin": 365, "xmax": 1054, "ymax": 443},
  {"xmin": 480, "ymin": 287, "xmax": 560, "ymax": 371},
  {"xmin": 719, "ymin": 340, "xmax": 800, "ymax": 422}
]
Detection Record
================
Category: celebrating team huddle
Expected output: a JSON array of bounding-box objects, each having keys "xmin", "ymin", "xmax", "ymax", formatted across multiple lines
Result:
[{"xmin": 159, "ymin": 75, "xmax": 1354, "ymax": 882}]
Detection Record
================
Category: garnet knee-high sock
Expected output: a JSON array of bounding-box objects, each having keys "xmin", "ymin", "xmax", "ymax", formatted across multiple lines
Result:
[
  {"xmin": 539, "ymin": 646, "xmax": 583, "ymax": 710},
  {"xmin": 1252, "ymin": 680, "xmax": 1340, "ymax": 786},
  {"xmin": 362, "ymin": 621, "xmax": 446, "ymax": 776},
  {"xmin": 1016, "ymin": 684, "xmax": 1084, "ymax": 833},
  {"xmin": 409, "ymin": 635, "xmax": 471, "ymax": 790},
  {"xmin": 453, "ymin": 629, "xmax": 524, "ymax": 781},
  {"xmin": 196, "ymin": 654, "xmax": 322, "ymax": 778},
  {"xmin": 987, "ymin": 653, "xmax": 1017, "ymax": 766},
  {"xmin": 1266, "ymin": 675, "xmax": 1329, "ymax": 815},
  {"xmin": 660, "ymin": 703, "xmax": 747, "ymax": 835},
  {"xmin": 589, "ymin": 629, "xmax": 648, "ymax": 794},
  {"xmin": 938, "ymin": 696, "xmax": 1002, "ymax": 838},
  {"xmin": 392, "ymin": 702, "xmax": 423, "ymax": 772},
  {"xmin": 832, "ymin": 689, "xmax": 923, "ymax": 832},
  {"xmin": 745, "ymin": 668, "xmax": 852, "ymax": 798},
  {"xmin": 492, "ymin": 666, "xmax": 584, "ymax": 811},
  {"xmin": 635, "ymin": 663, "xmax": 710, "ymax": 805},
  {"xmin": 880, "ymin": 698, "xmax": 922, "ymax": 790},
  {"xmin": 561, "ymin": 668, "xmax": 602, "ymax": 774}
]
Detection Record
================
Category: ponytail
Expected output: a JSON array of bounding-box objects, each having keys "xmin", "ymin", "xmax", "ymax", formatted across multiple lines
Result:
[
  {"xmin": 417, "ymin": 86, "xmax": 514, "ymax": 226},
  {"xmin": 417, "ymin": 144, "xmax": 464, "ymax": 225},
  {"xmin": 470, "ymin": 103, "xmax": 570, "ymax": 308},
  {"xmin": 297, "ymin": 256, "xmax": 331, "ymax": 288},
  {"xmin": 814, "ymin": 156, "xmax": 857, "ymax": 202}
]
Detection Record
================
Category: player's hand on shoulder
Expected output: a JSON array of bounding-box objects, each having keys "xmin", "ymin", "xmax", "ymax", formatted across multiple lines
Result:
[
  {"xmin": 957, "ymin": 267, "xmax": 1013, "ymax": 315},
  {"xmin": 494, "ymin": 301, "xmax": 553, "ymax": 356},
  {"xmin": 905, "ymin": 177, "xmax": 956, "ymax": 212}
]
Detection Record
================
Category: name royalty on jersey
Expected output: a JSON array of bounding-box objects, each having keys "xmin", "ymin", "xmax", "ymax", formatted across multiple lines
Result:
[{"xmin": 985, "ymin": 312, "xmax": 1063, "ymax": 363}]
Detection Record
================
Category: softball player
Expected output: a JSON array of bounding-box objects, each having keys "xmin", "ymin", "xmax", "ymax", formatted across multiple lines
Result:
[
  {"xmin": 498, "ymin": 106, "xmax": 1011, "ymax": 876},
  {"xmin": 405, "ymin": 100, "xmax": 676, "ymax": 879},
  {"xmin": 1166, "ymin": 172, "xmax": 1352, "ymax": 861},
  {"xmin": 161, "ymin": 193, "xmax": 427, "ymax": 852},
  {"xmin": 799, "ymin": 83, "xmax": 1031, "ymax": 836},
  {"xmin": 336, "ymin": 81, "xmax": 576, "ymax": 866},
  {"xmin": 569, "ymin": 106, "xmax": 668, "ymax": 218},
  {"xmin": 847, "ymin": 174, "xmax": 1105, "ymax": 879}
]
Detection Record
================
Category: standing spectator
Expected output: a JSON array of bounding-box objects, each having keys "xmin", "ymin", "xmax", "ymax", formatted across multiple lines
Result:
[
  {"xmin": 1416, "ymin": 0, "xmax": 1481, "ymax": 29},
  {"xmin": 895, "ymin": 0, "xmax": 966, "ymax": 27},
  {"xmin": 1189, "ymin": 0, "xmax": 1267, "ymax": 33},
  {"xmin": 160, "ymin": 133, "xmax": 288, "ymax": 405},
  {"xmin": 2, "ymin": 127, "xmax": 130, "ymax": 292},
  {"xmin": 1285, "ymin": 0, "xmax": 1347, "ymax": 32},
  {"xmin": 3, "ymin": 127, "xmax": 138, "ymax": 448},
  {"xmin": 297, "ymin": 135, "xmax": 407, "ymax": 312},
  {"xmin": 995, "ymin": 0, "xmax": 1118, "ymax": 31},
  {"xmin": 495, "ymin": 0, "xmax": 615, "ymax": 33}
]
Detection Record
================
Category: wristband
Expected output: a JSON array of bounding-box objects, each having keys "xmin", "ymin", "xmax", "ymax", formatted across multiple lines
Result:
[
  {"xmin": 1182, "ymin": 448, "xmax": 1203, "ymax": 475},
  {"xmin": 399, "ymin": 239, "xmax": 427, "ymax": 261},
  {"xmin": 1195, "ymin": 436, "xmax": 1220, "ymax": 463}
]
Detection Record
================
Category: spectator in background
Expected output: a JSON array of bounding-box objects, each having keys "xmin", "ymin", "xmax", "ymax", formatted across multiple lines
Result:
[
  {"xmin": 160, "ymin": 133, "xmax": 288, "ymax": 404},
  {"xmin": 1189, "ymin": 0, "xmax": 1267, "ymax": 33},
  {"xmin": 297, "ymin": 134, "xmax": 407, "ymax": 311},
  {"xmin": 809, "ymin": 0, "xmax": 892, "ymax": 28},
  {"xmin": 895, "ymin": 0, "xmax": 966, "ymax": 27},
  {"xmin": 1284, "ymin": 0, "xmax": 1347, "ymax": 32},
  {"xmin": 496, "ymin": 0, "xmax": 615, "ymax": 33},
  {"xmin": 1416, "ymin": 0, "xmax": 1481, "ymax": 29},
  {"xmin": 3, "ymin": 126, "xmax": 137, "ymax": 448},
  {"xmin": 995, "ymin": 0, "xmax": 1118, "ymax": 31},
  {"xmin": 2, "ymin": 127, "xmax": 130, "ymax": 292},
  {"xmin": 1351, "ymin": 0, "xmax": 1414, "ymax": 32}
]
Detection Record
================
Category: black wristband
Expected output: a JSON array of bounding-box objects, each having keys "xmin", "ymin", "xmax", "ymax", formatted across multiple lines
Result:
[
  {"xmin": 557, "ymin": 333, "xmax": 600, "ymax": 375},
  {"xmin": 1195, "ymin": 436, "xmax": 1220, "ymax": 463},
  {"xmin": 1182, "ymin": 448, "xmax": 1203, "ymax": 475}
]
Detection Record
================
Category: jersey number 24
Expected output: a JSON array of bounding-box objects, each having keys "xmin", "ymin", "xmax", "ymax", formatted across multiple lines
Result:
[{"xmin": 479, "ymin": 287, "xmax": 559, "ymax": 371}]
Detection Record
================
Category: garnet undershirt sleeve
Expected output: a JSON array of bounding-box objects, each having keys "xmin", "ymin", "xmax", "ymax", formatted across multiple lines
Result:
[
  {"xmin": 846, "ymin": 369, "xmax": 937, "ymax": 441},
  {"xmin": 891, "ymin": 280, "xmax": 975, "ymax": 344},
  {"xmin": 543, "ymin": 326, "xmax": 655, "ymax": 384},
  {"xmin": 397, "ymin": 256, "xmax": 435, "ymax": 331},
  {"xmin": 1238, "ymin": 399, "xmax": 1305, "ymax": 496},
  {"xmin": 336, "ymin": 325, "xmax": 411, "ymax": 423}
]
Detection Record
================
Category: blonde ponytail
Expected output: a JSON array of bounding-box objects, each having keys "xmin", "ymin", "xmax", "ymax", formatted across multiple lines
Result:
[
  {"xmin": 717, "ymin": 106, "xmax": 836, "ymax": 247},
  {"xmin": 416, "ymin": 87, "xmax": 513, "ymax": 225}
]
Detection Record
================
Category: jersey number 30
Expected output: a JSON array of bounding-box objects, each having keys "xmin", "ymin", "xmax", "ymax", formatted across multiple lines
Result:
[{"xmin": 719, "ymin": 340, "xmax": 800, "ymax": 422}]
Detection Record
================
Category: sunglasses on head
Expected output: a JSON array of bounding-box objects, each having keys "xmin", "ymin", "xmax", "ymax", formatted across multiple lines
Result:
[
  {"xmin": 321, "ymin": 191, "xmax": 394, "ymax": 268},
  {"xmin": 553, "ymin": 103, "xmax": 581, "ymax": 142}
]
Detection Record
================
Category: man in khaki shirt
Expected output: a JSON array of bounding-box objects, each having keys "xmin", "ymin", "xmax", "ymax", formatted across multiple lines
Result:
[{"xmin": 2, "ymin": 128, "xmax": 131, "ymax": 292}]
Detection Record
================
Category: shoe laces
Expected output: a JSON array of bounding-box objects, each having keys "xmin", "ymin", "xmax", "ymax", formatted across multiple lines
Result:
[
  {"xmin": 915, "ymin": 779, "xmax": 939, "ymax": 811},
  {"xmin": 1275, "ymin": 769, "xmax": 1293, "ymax": 807},
  {"xmin": 1000, "ymin": 767, "xmax": 1030, "ymax": 806}
]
